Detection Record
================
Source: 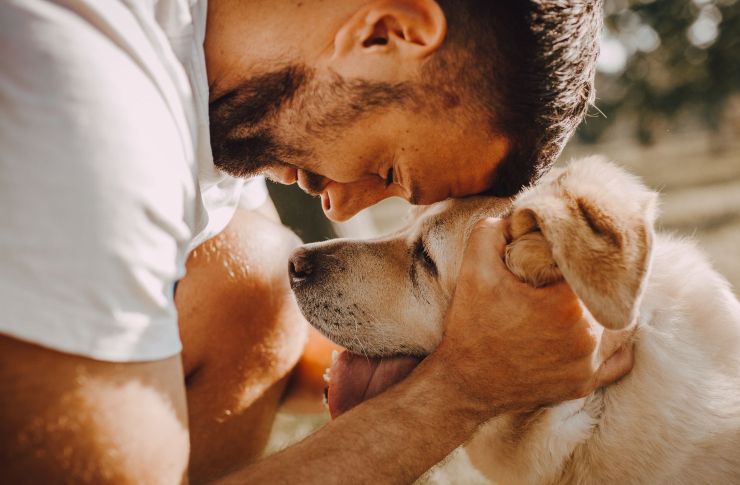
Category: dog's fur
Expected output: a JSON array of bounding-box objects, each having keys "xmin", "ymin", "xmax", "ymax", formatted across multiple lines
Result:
[{"xmin": 291, "ymin": 157, "xmax": 740, "ymax": 484}]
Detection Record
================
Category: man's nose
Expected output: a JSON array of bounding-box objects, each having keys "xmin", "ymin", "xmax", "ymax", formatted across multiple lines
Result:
[{"xmin": 322, "ymin": 179, "xmax": 391, "ymax": 222}]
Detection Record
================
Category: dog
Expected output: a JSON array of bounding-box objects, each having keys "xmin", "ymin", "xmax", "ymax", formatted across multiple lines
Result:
[{"xmin": 289, "ymin": 156, "xmax": 740, "ymax": 484}]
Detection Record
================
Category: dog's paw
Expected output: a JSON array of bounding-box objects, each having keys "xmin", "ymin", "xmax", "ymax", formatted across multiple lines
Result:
[{"xmin": 505, "ymin": 226, "xmax": 562, "ymax": 288}]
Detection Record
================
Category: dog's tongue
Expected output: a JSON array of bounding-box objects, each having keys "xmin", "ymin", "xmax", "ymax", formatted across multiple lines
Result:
[{"xmin": 327, "ymin": 351, "xmax": 421, "ymax": 418}]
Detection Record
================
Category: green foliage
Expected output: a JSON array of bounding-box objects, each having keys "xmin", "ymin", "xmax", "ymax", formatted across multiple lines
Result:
[{"xmin": 577, "ymin": 0, "xmax": 740, "ymax": 144}]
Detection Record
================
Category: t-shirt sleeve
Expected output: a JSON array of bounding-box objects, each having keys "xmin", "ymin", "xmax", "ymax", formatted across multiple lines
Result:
[
  {"xmin": 0, "ymin": 2, "xmax": 195, "ymax": 361},
  {"xmin": 239, "ymin": 177, "xmax": 270, "ymax": 211}
]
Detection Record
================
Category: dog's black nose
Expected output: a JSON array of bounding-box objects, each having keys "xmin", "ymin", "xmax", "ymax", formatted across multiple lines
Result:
[{"xmin": 289, "ymin": 249, "xmax": 315, "ymax": 287}]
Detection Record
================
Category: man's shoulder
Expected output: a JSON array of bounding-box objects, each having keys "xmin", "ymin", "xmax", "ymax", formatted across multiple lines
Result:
[{"xmin": 1, "ymin": 0, "xmax": 197, "ymax": 189}]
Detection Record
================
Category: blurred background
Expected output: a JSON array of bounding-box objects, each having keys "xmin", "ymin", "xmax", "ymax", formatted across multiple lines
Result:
[{"xmin": 268, "ymin": 0, "xmax": 740, "ymax": 481}]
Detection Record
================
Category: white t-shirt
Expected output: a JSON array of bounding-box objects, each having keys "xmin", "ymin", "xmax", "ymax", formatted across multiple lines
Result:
[{"xmin": 0, "ymin": 0, "xmax": 267, "ymax": 361}]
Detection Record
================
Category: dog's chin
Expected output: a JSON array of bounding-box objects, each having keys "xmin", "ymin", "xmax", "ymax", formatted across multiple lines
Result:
[
  {"xmin": 292, "ymin": 290, "xmax": 432, "ymax": 418},
  {"xmin": 292, "ymin": 284, "xmax": 439, "ymax": 418},
  {"xmin": 293, "ymin": 292, "xmax": 375, "ymax": 352},
  {"xmin": 302, "ymin": 309, "xmax": 428, "ymax": 358},
  {"xmin": 293, "ymin": 287, "xmax": 428, "ymax": 357}
]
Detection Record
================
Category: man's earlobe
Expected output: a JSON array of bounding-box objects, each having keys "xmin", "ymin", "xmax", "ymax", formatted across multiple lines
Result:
[{"xmin": 332, "ymin": 0, "xmax": 446, "ymax": 67}]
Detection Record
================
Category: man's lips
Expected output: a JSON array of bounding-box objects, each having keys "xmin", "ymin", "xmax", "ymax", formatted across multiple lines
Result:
[{"xmin": 327, "ymin": 351, "xmax": 422, "ymax": 418}]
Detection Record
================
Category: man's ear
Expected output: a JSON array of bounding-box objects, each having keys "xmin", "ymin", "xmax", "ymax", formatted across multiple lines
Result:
[{"xmin": 330, "ymin": 0, "xmax": 446, "ymax": 81}]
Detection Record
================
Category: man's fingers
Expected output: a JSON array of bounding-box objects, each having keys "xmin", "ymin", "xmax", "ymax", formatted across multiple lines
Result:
[
  {"xmin": 598, "ymin": 327, "xmax": 634, "ymax": 361},
  {"xmin": 592, "ymin": 326, "xmax": 636, "ymax": 390},
  {"xmin": 593, "ymin": 343, "xmax": 634, "ymax": 389},
  {"xmin": 462, "ymin": 217, "xmax": 510, "ymax": 276},
  {"xmin": 468, "ymin": 217, "xmax": 509, "ymax": 257}
]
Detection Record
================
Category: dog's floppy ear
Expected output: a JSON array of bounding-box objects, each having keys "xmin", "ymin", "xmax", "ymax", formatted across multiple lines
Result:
[{"xmin": 505, "ymin": 156, "xmax": 658, "ymax": 330}]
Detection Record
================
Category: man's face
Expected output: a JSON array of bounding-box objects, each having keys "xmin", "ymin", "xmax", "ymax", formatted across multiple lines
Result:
[{"xmin": 205, "ymin": 0, "xmax": 510, "ymax": 221}]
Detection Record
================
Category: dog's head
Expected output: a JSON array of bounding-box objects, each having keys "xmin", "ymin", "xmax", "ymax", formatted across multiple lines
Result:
[
  {"xmin": 290, "ymin": 157, "xmax": 657, "ymax": 417},
  {"xmin": 289, "ymin": 196, "xmax": 511, "ymax": 357},
  {"xmin": 290, "ymin": 157, "xmax": 657, "ymax": 359}
]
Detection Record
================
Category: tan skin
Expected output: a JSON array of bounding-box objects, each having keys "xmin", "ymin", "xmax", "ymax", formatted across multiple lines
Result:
[
  {"xmin": 176, "ymin": 210, "xmax": 309, "ymax": 482},
  {"xmin": 0, "ymin": 0, "xmax": 634, "ymax": 483}
]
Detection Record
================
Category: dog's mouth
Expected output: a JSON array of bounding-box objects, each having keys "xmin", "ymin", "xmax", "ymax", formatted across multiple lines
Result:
[{"xmin": 327, "ymin": 351, "xmax": 422, "ymax": 418}]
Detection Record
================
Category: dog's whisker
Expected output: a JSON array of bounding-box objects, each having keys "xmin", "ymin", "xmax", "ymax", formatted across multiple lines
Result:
[{"xmin": 347, "ymin": 312, "xmax": 371, "ymax": 361}]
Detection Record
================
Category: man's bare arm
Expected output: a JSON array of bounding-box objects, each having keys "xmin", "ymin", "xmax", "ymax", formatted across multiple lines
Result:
[
  {"xmin": 219, "ymin": 356, "xmax": 486, "ymax": 485},
  {"xmin": 0, "ymin": 335, "xmax": 190, "ymax": 484}
]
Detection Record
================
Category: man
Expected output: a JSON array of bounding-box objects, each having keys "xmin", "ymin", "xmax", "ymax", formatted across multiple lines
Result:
[{"xmin": 0, "ymin": 0, "xmax": 630, "ymax": 483}]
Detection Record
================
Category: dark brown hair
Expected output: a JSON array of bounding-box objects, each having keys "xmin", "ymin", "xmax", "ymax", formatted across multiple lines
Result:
[{"xmin": 429, "ymin": 0, "xmax": 603, "ymax": 196}]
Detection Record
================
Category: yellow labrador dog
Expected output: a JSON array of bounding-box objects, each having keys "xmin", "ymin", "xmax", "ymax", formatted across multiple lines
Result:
[{"xmin": 289, "ymin": 157, "xmax": 740, "ymax": 484}]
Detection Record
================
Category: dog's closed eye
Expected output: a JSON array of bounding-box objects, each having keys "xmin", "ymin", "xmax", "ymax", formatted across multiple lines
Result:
[{"xmin": 413, "ymin": 239, "xmax": 438, "ymax": 277}]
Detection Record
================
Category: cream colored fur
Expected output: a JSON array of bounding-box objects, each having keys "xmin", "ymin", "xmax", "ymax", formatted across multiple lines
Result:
[
  {"xmin": 291, "ymin": 156, "xmax": 740, "ymax": 484},
  {"xmin": 506, "ymin": 158, "xmax": 657, "ymax": 330}
]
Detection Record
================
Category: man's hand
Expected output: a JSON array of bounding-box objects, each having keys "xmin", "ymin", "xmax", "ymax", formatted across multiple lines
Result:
[{"xmin": 430, "ymin": 217, "xmax": 635, "ymax": 418}]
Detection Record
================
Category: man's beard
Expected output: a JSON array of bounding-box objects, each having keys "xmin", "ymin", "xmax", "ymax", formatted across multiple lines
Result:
[
  {"xmin": 208, "ymin": 65, "xmax": 310, "ymax": 178},
  {"xmin": 208, "ymin": 64, "xmax": 414, "ymax": 179}
]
